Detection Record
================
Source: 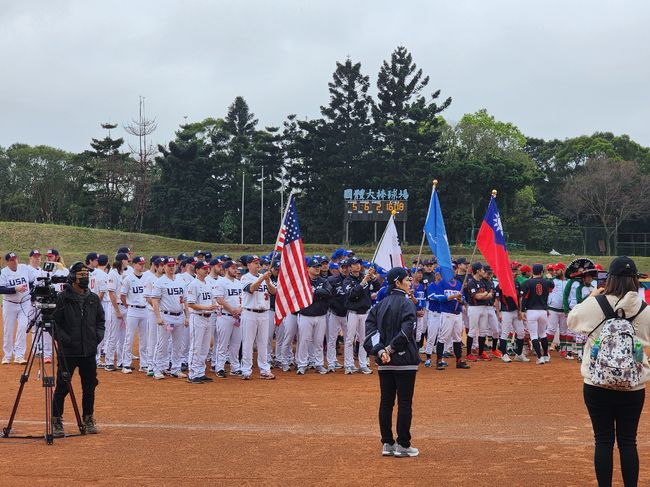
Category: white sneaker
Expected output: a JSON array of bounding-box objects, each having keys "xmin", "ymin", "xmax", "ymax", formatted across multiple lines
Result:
[
  {"xmin": 333, "ymin": 361, "xmax": 343, "ymax": 369},
  {"xmin": 382, "ymin": 443, "xmax": 394, "ymax": 456},
  {"xmin": 344, "ymin": 367, "xmax": 356, "ymax": 375},
  {"xmin": 122, "ymin": 367, "xmax": 133, "ymax": 374},
  {"xmin": 565, "ymin": 353, "xmax": 575, "ymax": 361},
  {"xmin": 394, "ymin": 444, "xmax": 419, "ymax": 457},
  {"xmin": 544, "ymin": 355, "xmax": 551, "ymax": 363},
  {"xmin": 515, "ymin": 354, "xmax": 530, "ymax": 363},
  {"xmin": 2, "ymin": 358, "xmax": 10, "ymax": 365},
  {"xmin": 14, "ymin": 356, "xmax": 27, "ymax": 365},
  {"xmin": 153, "ymin": 372, "xmax": 165, "ymax": 380},
  {"xmin": 536, "ymin": 357, "xmax": 545, "ymax": 365},
  {"xmin": 501, "ymin": 355, "xmax": 512, "ymax": 363},
  {"xmin": 358, "ymin": 367, "xmax": 373, "ymax": 375}
]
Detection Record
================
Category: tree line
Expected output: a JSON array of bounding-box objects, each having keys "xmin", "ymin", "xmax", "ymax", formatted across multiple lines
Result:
[{"xmin": 1, "ymin": 46, "xmax": 649, "ymax": 252}]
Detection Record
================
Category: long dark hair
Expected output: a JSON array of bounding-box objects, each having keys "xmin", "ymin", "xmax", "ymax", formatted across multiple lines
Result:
[{"xmin": 603, "ymin": 275, "xmax": 640, "ymax": 299}]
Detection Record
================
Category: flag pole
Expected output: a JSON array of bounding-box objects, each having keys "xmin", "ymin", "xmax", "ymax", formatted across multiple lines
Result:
[
  {"xmin": 270, "ymin": 192, "xmax": 293, "ymax": 265},
  {"xmin": 371, "ymin": 210, "xmax": 395, "ymax": 265},
  {"xmin": 415, "ymin": 179, "xmax": 437, "ymax": 269}
]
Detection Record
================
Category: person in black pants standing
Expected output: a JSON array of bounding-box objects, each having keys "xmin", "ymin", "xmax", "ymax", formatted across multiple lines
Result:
[
  {"xmin": 568, "ymin": 256, "xmax": 650, "ymax": 487},
  {"xmin": 365, "ymin": 267, "xmax": 420, "ymax": 458},
  {"xmin": 51, "ymin": 262, "xmax": 106, "ymax": 437}
]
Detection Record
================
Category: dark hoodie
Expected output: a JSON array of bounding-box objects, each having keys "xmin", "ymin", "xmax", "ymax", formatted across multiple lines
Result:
[{"xmin": 53, "ymin": 285, "xmax": 105, "ymax": 357}]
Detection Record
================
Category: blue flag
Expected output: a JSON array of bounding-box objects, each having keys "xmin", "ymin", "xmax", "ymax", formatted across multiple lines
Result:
[{"xmin": 423, "ymin": 187, "xmax": 454, "ymax": 283}]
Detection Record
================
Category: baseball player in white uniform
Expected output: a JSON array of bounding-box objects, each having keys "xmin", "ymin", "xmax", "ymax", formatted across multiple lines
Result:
[
  {"xmin": 279, "ymin": 313, "xmax": 298, "ymax": 372},
  {"xmin": 151, "ymin": 257, "xmax": 188, "ymax": 379},
  {"xmin": 1, "ymin": 252, "xmax": 34, "ymax": 364},
  {"xmin": 206, "ymin": 258, "xmax": 224, "ymax": 366},
  {"xmin": 92, "ymin": 255, "xmax": 111, "ymax": 365},
  {"xmin": 120, "ymin": 256, "xmax": 149, "ymax": 373},
  {"xmin": 143, "ymin": 256, "xmax": 163, "ymax": 374},
  {"xmin": 177, "ymin": 258, "xmax": 196, "ymax": 371},
  {"xmin": 104, "ymin": 253, "xmax": 129, "ymax": 371},
  {"xmin": 186, "ymin": 261, "xmax": 217, "ymax": 383},
  {"xmin": 240, "ymin": 255, "xmax": 276, "ymax": 380},
  {"xmin": 213, "ymin": 260, "xmax": 243, "ymax": 377},
  {"xmin": 27, "ymin": 249, "xmax": 52, "ymax": 363}
]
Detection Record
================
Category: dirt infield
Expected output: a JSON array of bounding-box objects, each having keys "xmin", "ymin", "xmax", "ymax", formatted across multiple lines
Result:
[{"xmin": 0, "ymin": 349, "xmax": 648, "ymax": 486}]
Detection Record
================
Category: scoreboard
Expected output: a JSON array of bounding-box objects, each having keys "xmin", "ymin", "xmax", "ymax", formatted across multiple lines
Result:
[{"xmin": 345, "ymin": 200, "xmax": 407, "ymax": 221}]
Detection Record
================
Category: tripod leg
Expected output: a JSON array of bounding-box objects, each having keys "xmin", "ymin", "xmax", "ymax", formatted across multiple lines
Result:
[
  {"xmin": 3, "ymin": 326, "xmax": 41, "ymax": 438},
  {"xmin": 52, "ymin": 339, "xmax": 86, "ymax": 434}
]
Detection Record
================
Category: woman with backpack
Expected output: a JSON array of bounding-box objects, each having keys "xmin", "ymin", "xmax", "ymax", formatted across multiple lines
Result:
[{"xmin": 568, "ymin": 256, "xmax": 650, "ymax": 487}]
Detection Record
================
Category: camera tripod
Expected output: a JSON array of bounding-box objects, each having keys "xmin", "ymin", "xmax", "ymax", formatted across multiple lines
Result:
[{"xmin": 2, "ymin": 312, "xmax": 85, "ymax": 444}]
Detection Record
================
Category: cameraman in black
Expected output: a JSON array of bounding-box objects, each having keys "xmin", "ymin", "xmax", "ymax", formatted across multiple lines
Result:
[{"xmin": 51, "ymin": 262, "xmax": 105, "ymax": 437}]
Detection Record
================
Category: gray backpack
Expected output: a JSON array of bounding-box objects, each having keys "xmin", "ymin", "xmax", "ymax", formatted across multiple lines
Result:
[{"xmin": 588, "ymin": 295, "xmax": 647, "ymax": 390}]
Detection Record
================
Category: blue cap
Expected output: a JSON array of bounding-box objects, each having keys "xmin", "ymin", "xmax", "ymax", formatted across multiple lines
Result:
[
  {"xmin": 362, "ymin": 260, "xmax": 371, "ymax": 267},
  {"xmin": 209, "ymin": 258, "xmax": 222, "ymax": 266},
  {"xmin": 307, "ymin": 257, "xmax": 321, "ymax": 268},
  {"xmin": 329, "ymin": 262, "xmax": 339, "ymax": 270},
  {"xmin": 260, "ymin": 256, "xmax": 270, "ymax": 265},
  {"xmin": 434, "ymin": 266, "xmax": 441, "ymax": 274}
]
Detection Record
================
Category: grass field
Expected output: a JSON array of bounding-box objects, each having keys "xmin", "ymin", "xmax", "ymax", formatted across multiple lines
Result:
[{"xmin": 0, "ymin": 221, "xmax": 648, "ymax": 272}]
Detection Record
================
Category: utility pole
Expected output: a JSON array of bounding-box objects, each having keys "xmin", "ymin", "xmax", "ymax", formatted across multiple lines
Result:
[
  {"xmin": 260, "ymin": 166, "xmax": 264, "ymax": 245},
  {"xmin": 241, "ymin": 170, "xmax": 245, "ymax": 245}
]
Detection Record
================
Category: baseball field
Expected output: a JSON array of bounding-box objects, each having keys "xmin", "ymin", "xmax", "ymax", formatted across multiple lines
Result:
[{"xmin": 1, "ymin": 342, "xmax": 649, "ymax": 486}]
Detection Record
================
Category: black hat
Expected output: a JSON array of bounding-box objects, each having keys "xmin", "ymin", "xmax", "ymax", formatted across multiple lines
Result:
[
  {"xmin": 150, "ymin": 255, "xmax": 160, "ymax": 264},
  {"xmin": 4, "ymin": 252, "xmax": 17, "ymax": 261},
  {"xmin": 195, "ymin": 260, "xmax": 210, "ymax": 270},
  {"xmin": 484, "ymin": 264, "xmax": 493, "ymax": 273},
  {"xmin": 204, "ymin": 251, "xmax": 213, "ymax": 260},
  {"xmin": 46, "ymin": 248, "xmax": 59, "ymax": 257},
  {"xmin": 115, "ymin": 253, "xmax": 129, "ymax": 262},
  {"xmin": 117, "ymin": 247, "xmax": 131, "ymax": 254},
  {"xmin": 532, "ymin": 263, "xmax": 544, "ymax": 275},
  {"xmin": 29, "ymin": 249, "xmax": 41, "ymax": 257},
  {"xmin": 471, "ymin": 262, "xmax": 483, "ymax": 273},
  {"xmin": 132, "ymin": 256, "xmax": 146, "ymax": 265},
  {"xmin": 193, "ymin": 250, "xmax": 205, "ymax": 257},
  {"xmin": 456, "ymin": 257, "xmax": 468, "ymax": 265},
  {"xmin": 609, "ymin": 256, "xmax": 647, "ymax": 278},
  {"xmin": 349, "ymin": 257, "xmax": 362, "ymax": 265},
  {"xmin": 176, "ymin": 253, "xmax": 188, "ymax": 261},
  {"xmin": 387, "ymin": 267, "xmax": 408, "ymax": 284},
  {"xmin": 222, "ymin": 260, "xmax": 236, "ymax": 270}
]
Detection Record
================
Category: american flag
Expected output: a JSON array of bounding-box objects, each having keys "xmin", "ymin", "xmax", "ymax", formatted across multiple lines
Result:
[
  {"xmin": 274, "ymin": 196, "xmax": 313, "ymax": 325},
  {"xmin": 275, "ymin": 225, "xmax": 286, "ymax": 252}
]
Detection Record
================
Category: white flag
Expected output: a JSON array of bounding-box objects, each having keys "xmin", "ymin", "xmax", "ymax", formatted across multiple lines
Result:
[{"xmin": 372, "ymin": 214, "xmax": 405, "ymax": 270}]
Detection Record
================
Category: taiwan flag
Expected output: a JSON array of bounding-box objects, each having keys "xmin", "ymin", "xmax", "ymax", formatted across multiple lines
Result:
[{"xmin": 476, "ymin": 196, "xmax": 518, "ymax": 304}]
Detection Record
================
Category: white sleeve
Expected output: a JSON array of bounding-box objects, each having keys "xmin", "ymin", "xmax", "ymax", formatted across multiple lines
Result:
[
  {"xmin": 151, "ymin": 279, "xmax": 163, "ymax": 299},
  {"xmin": 186, "ymin": 281, "xmax": 197, "ymax": 304},
  {"xmin": 120, "ymin": 275, "xmax": 130, "ymax": 296},
  {"xmin": 215, "ymin": 279, "xmax": 226, "ymax": 298}
]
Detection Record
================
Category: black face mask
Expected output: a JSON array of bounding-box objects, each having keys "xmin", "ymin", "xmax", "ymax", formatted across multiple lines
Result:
[{"xmin": 78, "ymin": 276, "xmax": 90, "ymax": 289}]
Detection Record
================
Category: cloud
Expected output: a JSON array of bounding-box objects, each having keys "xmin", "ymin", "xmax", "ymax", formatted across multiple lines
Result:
[{"xmin": 0, "ymin": 0, "xmax": 648, "ymax": 152}]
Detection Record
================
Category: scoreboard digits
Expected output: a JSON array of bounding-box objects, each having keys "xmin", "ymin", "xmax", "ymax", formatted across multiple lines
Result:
[{"xmin": 346, "ymin": 200, "xmax": 407, "ymax": 221}]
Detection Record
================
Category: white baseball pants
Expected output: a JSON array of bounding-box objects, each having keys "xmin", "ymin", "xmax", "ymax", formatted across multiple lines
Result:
[
  {"xmin": 296, "ymin": 314, "xmax": 327, "ymax": 368},
  {"xmin": 188, "ymin": 314, "xmax": 214, "ymax": 379},
  {"xmin": 215, "ymin": 314, "xmax": 242, "ymax": 373},
  {"xmin": 344, "ymin": 310, "xmax": 369, "ymax": 369},
  {"xmin": 3, "ymin": 300, "xmax": 30, "ymax": 360},
  {"xmin": 122, "ymin": 309, "xmax": 148, "ymax": 368},
  {"xmin": 326, "ymin": 312, "xmax": 346, "ymax": 367},
  {"xmin": 153, "ymin": 313, "xmax": 184, "ymax": 375},
  {"xmin": 241, "ymin": 309, "xmax": 270, "ymax": 376}
]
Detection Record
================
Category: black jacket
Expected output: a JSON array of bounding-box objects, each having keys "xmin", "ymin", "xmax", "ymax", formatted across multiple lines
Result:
[
  {"xmin": 344, "ymin": 273, "xmax": 381, "ymax": 314},
  {"xmin": 364, "ymin": 289, "xmax": 420, "ymax": 370},
  {"xmin": 299, "ymin": 276, "xmax": 332, "ymax": 316},
  {"xmin": 54, "ymin": 285, "xmax": 105, "ymax": 357},
  {"xmin": 328, "ymin": 274, "xmax": 347, "ymax": 317}
]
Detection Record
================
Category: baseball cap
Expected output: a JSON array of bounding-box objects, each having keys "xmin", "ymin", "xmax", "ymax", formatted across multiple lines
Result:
[
  {"xmin": 456, "ymin": 257, "xmax": 468, "ymax": 265},
  {"xmin": 510, "ymin": 260, "xmax": 521, "ymax": 269},
  {"xmin": 222, "ymin": 260, "xmax": 236, "ymax": 270},
  {"xmin": 423, "ymin": 258, "xmax": 436, "ymax": 265},
  {"xmin": 150, "ymin": 255, "xmax": 160, "ymax": 264},
  {"xmin": 209, "ymin": 258, "xmax": 223, "ymax": 267},
  {"xmin": 85, "ymin": 252, "xmax": 99, "ymax": 263},
  {"xmin": 609, "ymin": 256, "xmax": 647, "ymax": 278},
  {"xmin": 555, "ymin": 262, "xmax": 566, "ymax": 270},
  {"xmin": 260, "ymin": 256, "xmax": 270, "ymax": 265},
  {"xmin": 329, "ymin": 262, "xmax": 339, "ymax": 270},
  {"xmin": 339, "ymin": 259, "xmax": 350, "ymax": 267},
  {"xmin": 4, "ymin": 252, "xmax": 17, "ymax": 261},
  {"xmin": 46, "ymin": 248, "xmax": 59, "ymax": 257},
  {"xmin": 164, "ymin": 257, "xmax": 177, "ymax": 266},
  {"xmin": 484, "ymin": 264, "xmax": 493, "ymax": 273},
  {"xmin": 204, "ymin": 251, "xmax": 212, "ymax": 261},
  {"xmin": 98, "ymin": 254, "xmax": 109, "ymax": 266},
  {"xmin": 345, "ymin": 249, "xmax": 355, "ymax": 257},
  {"xmin": 245, "ymin": 255, "xmax": 260, "ymax": 265},
  {"xmin": 532, "ymin": 263, "xmax": 544, "ymax": 275},
  {"xmin": 194, "ymin": 260, "xmax": 210, "ymax": 270},
  {"xmin": 176, "ymin": 253, "xmax": 188, "ymax": 261},
  {"xmin": 117, "ymin": 247, "xmax": 131, "ymax": 254},
  {"xmin": 115, "ymin": 253, "xmax": 129, "ymax": 262},
  {"xmin": 153, "ymin": 257, "xmax": 164, "ymax": 266},
  {"xmin": 132, "ymin": 256, "xmax": 146, "ymax": 265},
  {"xmin": 349, "ymin": 257, "xmax": 362, "ymax": 265},
  {"xmin": 520, "ymin": 265, "xmax": 532, "ymax": 273},
  {"xmin": 471, "ymin": 262, "xmax": 483, "ymax": 273},
  {"xmin": 271, "ymin": 260, "xmax": 280, "ymax": 270},
  {"xmin": 29, "ymin": 249, "xmax": 41, "ymax": 257},
  {"xmin": 193, "ymin": 250, "xmax": 205, "ymax": 257},
  {"xmin": 546, "ymin": 264, "xmax": 555, "ymax": 271},
  {"xmin": 387, "ymin": 267, "xmax": 408, "ymax": 284},
  {"xmin": 307, "ymin": 257, "xmax": 321, "ymax": 268}
]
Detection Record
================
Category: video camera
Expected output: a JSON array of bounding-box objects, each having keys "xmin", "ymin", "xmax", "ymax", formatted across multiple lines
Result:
[{"xmin": 29, "ymin": 262, "xmax": 68, "ymax": 329}]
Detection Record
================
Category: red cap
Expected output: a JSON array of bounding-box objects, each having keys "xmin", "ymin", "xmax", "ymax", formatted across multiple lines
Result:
[
  {"xmin": 555, "ymin": 262, "xmax": 566, "ymax": 270},
  {"xmin": 595, "ymin": 264, "xmax": 604, "ymax": 270},
  {"xmin": 520, "ymin": 265, "xmax": 532, "ymax": 273},
  {"xmin": 510, "ymin": 260, "xmax": 521, "ymax": 270},
  {"xmin": 546, "ymin": 264, "xmax": 554, "ymax": 270}
]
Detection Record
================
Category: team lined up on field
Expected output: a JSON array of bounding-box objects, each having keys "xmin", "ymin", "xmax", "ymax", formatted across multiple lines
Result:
[{"xmin": 0, "ymin": 246, "xmax": 613, "ymax": 381}]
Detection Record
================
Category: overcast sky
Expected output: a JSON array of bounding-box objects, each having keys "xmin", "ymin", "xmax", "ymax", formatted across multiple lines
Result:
[{"xmin": 1, "ymin": 0, "xmax": 648, "ymax": 153}]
